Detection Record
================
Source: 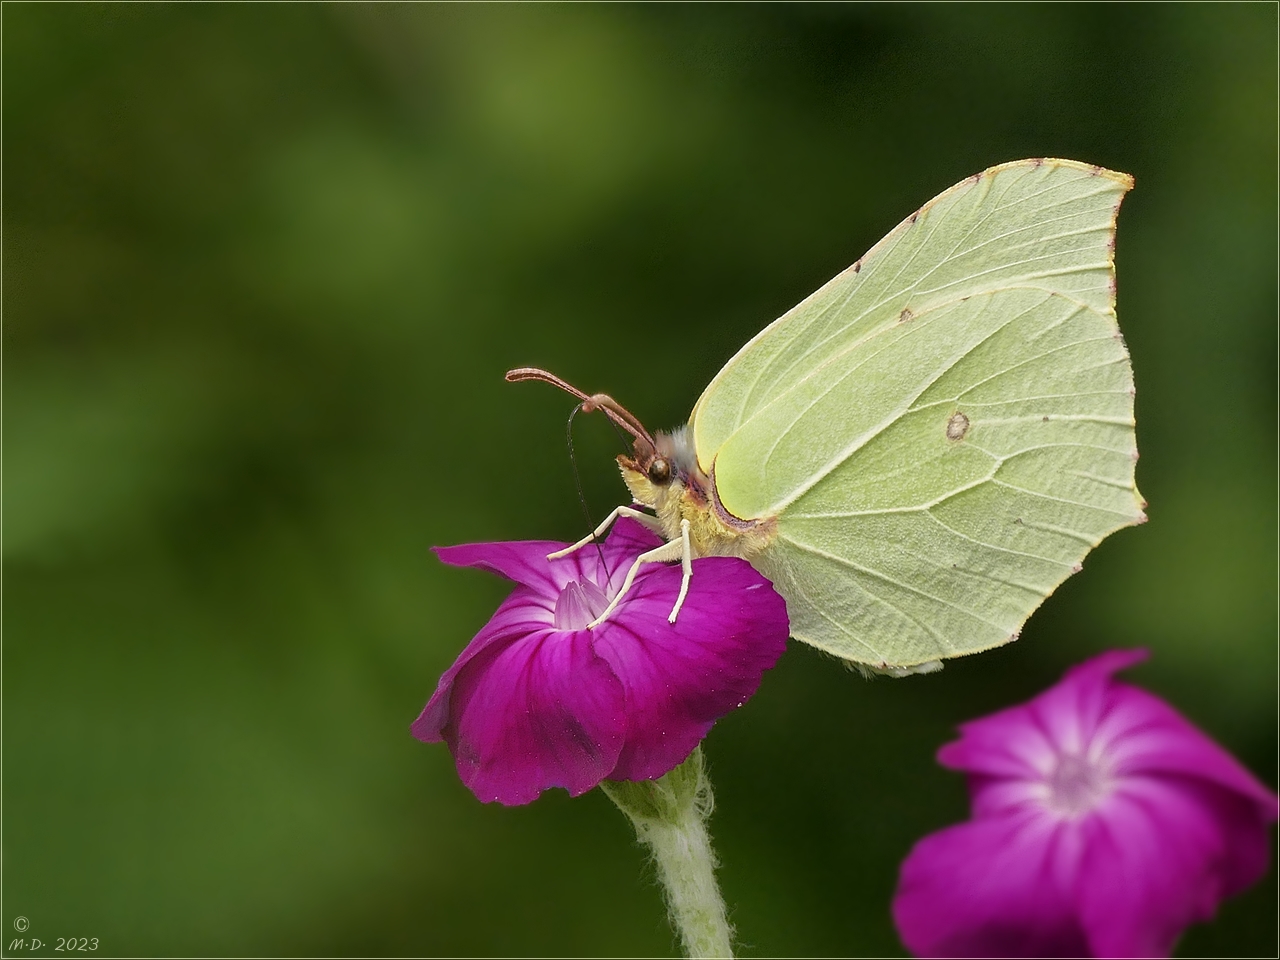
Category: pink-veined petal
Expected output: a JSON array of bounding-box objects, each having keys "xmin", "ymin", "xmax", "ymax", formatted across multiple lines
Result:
[
  {"xmin": 894, "ymin": 811, "xmax": 1090, "ymax": 958},
  {"xmin": 940, "ymin": 702, "xmax": 1058, "ymax": 781},
  {"xmin": 904, "ymin": 649, "xmax": 1278, "ymax": 957},
  {"xmin": 1091, "ymin": 685, "xmax": 1280, "ymax": 810},
  {"xmin": 440, "ymin": 625, "xmax": 627, "ymax": 806},
  {"xmin": 432, "ymin": 518, "xmax": 666, "ymax": 592},
  {"xmin": 968, "ymin": 774, "xmax": 1052, "ymax": 819},
  {"xmin": 590, "ymin": 556, "xmax": 789, "ymax": 782},
  {"xmin": 434, "ymin": 539, "xmax": 568, "ymax": 595},
  {"xmin": 417, "ymin": 518, "xmax": 789, "ymax": 804},
  {"xmin": 411, "ymin": 586, "xmax": 554, "ymax": 743},
  {"xmin": 1075, "ymin": 776, "xmax": 1228, "ymax": 957}
]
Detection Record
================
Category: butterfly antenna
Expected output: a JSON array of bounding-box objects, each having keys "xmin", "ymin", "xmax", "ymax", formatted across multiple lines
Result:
[
  {"xmin": 565, "ymin": 403, "xmax": 613, "ymax": 587},
  {"xmin": 507, "ymin": 367, "xmax": 656, "ymax": 455}
]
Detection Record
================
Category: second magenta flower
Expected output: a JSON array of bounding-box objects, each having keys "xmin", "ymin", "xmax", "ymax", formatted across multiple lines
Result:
[{"xmin": 892, "ymin": 649, "xmax": 1278, "ymax": 958}]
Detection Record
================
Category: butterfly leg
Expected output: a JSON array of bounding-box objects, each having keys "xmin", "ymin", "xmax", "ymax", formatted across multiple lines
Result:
[
  {"xmin": 546, "ymin": 505, "xmax": 664, "ymax": 561},
  {"xmin": 587, "ymin": 534, "xmax": 685, "ymax": 630},
  {"xmin": 667, "ymin": 519, "xmax": 693, "ymax": 624}
]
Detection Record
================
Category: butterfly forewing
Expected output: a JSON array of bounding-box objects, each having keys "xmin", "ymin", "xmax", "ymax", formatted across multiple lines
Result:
[
  {"xmin": 692, "ymin": 159, "xmax": 1131, "ymax": 471},
  {"xmin": 691, "ymin": 159, "xmax": 1142, "ymax": 668}
]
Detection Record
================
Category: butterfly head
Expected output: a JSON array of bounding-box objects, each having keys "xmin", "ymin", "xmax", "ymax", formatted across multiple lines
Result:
[
  {"xmin": 618, "ymin": 427, "xmax": 709, "ymax": 541},
  {"xmin": 618, "ymin": 426, "xmax": 700, "ymax": 500}
]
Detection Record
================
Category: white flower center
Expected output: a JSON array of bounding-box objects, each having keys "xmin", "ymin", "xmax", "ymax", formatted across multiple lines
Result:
[
  {"xmin": 1046, "ymin": 752, "xmax": 1112, "ymax": 817},
  {"xmin": 553, "ymin": 578, "xmax": 610, "ymax": 630}
]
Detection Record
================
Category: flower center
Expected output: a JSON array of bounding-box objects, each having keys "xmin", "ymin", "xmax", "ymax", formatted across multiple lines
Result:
[
  {"xmin": 553, "ymin": 578, "xmax": 611, "ymax": 630},
  {"xmin": 1046, "ymin": 752, "xmax": 1112, "ymax": 817}
]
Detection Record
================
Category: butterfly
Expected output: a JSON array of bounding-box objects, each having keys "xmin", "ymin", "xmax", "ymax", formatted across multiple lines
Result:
[{"xmin": 510, "ymin": 158, "xmax": 1145, "ymax": 674}]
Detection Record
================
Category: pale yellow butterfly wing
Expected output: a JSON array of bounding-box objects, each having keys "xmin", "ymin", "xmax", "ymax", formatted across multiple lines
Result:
[{"xmin": 691, "ymin": 159, "xmax": 1143, "ymax": 668}]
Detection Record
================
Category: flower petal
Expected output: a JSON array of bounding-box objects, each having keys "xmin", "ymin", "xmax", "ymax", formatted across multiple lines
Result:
[
  {"xmin": 1061, "ymin": 647, "xmax": 1152, "ymax": 682},
  {"xmin": 434, "ymin": 518, "xmax": 666, "ymax": 594},
  {"xmin": 410, "ymin": 587, "xmax": 554, "ymax": 743},
  {"xmin": 418, "ymin": 519, "xmax": 784, "ymax": 804},
  {"xmin": 939, "ymin": 701, "xmax": 1057, "ymax": 783},
  {"xmin": 419, "ymin": 520, "xmax": 667, "ymax": 744},
  {"xmin": 590, "ymin": 556, "xmax": 789, "ymax": 783},
  {"xmin": 894, "ymin": 811, "xmax": 1090, "ymax": 958},
  {"xmin": 939, "ymin": 651, "xmax": 1151, "ymax": 783},
  {"xmin": 434, "ymin": 540, "xmax": 570, "ymax": 596},
  {"xmin": 598, "ymin": 515, "xmax": 668, "ymax": 562},
  {"xmin": 1028, "ymin": 649, "xmax": 1147, "ymax": 757},
  {"xmin": 440, "ymin": 625, "xmax": 627, "ymax": 805},
  {"xmin": 1183, "ymin": 776, "xmax": 1279, "ymax": 898},
  {"xmin": 1091, "ymin": 684, "xmax": 1280, "ymax": 811},
  {"xmin": 907, "ymin": 650, "xmax": 1278, "ymax": 957},
  {"xmin": 968, "ymin": 774, "xmax": 1053, "ymax": 819},
  {"xmin": 1075, "ymin": 776, "xmax": 1230, "ymax": 957}
]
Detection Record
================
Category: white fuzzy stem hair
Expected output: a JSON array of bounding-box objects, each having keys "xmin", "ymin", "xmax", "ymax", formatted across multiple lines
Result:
[{"xmin": 601, "ymin": 747, "xmax": 734, "ymax": 959}]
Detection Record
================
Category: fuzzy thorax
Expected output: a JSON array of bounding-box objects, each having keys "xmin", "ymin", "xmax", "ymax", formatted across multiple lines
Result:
[{"xmin": 618, "ymin": 426, "xmax": 776, "ymax": 560}]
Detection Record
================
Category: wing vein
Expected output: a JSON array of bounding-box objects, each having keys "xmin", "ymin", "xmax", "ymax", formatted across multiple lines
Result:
[
  {"xmin": 909, "ymin": 389, "xmax": 1127, "ymax": 412},
  {"xmin": 924, "ymin": 509, "xmax": 1074, "ymax": 567},
  {"xmin": 951, "ymin": 331, "xmax": 1118, "ymax": 402},
  {"xmin": 763, "ymin": 296, "xmax": 1048, "ymax": 513},
  {"xmin": 788, "ymin": 469, "xmax": 1000, "ymax": 519},
  {"xmin": 780, "ymin": 533, "xmax": 1008, "ymax": 636},
  {"xmin": 990, "ymin": 478, "xmax": 1139, "ymax": 518}
]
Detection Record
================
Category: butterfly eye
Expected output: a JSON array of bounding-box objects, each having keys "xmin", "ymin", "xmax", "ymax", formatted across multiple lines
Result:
[{"xmin": 647, "ymin": 457, "xmax": 672, "ymax": 485}]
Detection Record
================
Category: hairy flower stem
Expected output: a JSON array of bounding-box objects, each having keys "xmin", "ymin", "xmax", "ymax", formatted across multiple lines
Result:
[{"xmin": 601, "ymin": 747, "xmax": 734, "ymax": 959}]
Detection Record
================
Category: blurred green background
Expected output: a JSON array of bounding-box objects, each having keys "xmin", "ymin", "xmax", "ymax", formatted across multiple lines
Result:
[{"xmin": 5, "ymin": 5, "xmax": 1276, "ymax": 957}]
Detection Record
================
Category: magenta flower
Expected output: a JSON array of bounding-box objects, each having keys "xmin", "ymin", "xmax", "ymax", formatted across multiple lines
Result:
[
  {"xmin": 412, "ymin": 518, "xmax": 789, "ymax": 806},
  {"xmin": 893, "ymin": 649, "xmax": 1279, "ymax": 958}
]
